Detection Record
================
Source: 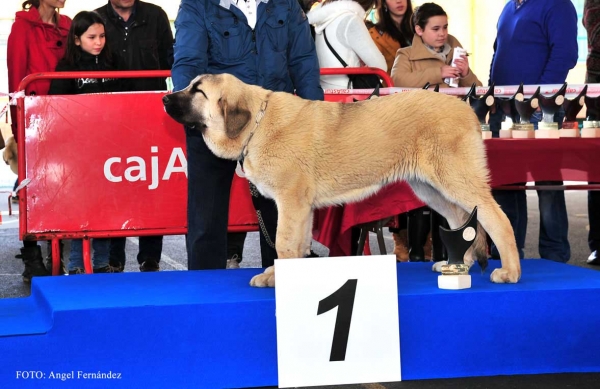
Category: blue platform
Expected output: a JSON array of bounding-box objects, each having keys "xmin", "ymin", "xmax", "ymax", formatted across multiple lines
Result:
[{"xmin": 1, "ymin": 260, "xmax": 600, "ymax": 388}]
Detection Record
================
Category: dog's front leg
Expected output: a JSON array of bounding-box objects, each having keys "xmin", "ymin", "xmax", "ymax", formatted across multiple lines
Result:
[{"xmin": 249, "ymin": 195, "xmax": 313, "ymax": 288}]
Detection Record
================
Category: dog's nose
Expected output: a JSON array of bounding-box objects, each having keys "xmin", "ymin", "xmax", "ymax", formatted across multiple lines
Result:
[{"xmin": 162, "ymin": 95, "xmax": 170, "ymax": 105}]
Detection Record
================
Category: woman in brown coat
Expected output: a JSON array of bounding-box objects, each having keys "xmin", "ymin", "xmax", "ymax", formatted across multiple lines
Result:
[
  {"xmin": 368, "ymin": 0, "xmax": 414, "ymax": 75},
  {"xmin": 391, "ymin": 2, "xmax": 480, "ymax": 88}
]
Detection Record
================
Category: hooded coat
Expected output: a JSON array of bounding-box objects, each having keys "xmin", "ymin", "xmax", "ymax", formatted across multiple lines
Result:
[
  {"xmin": 7, "ymin": 6, "xmax": 71, "ymax": 139},
  {"xmin": 307, "ymin": 0, "xmax": 386, "ymax": 89}
]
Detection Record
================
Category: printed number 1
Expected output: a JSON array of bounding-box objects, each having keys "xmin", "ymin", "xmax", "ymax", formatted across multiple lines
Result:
[{"xmin": 317, "ymin": 279, "xmax": 358, "ymax": 362}]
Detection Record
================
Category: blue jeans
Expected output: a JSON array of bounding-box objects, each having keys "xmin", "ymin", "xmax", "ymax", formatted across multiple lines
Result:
[
  {"xmin": 489, "ymin": 108, "xmax": 570, "ymax": 262},
  {"xmin": 69, "ymin": 238, "xmax": 110, "ymax": 271}
]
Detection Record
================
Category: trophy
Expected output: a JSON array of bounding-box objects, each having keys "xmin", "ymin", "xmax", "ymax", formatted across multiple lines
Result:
[
  {"xmin": 535, "ymin": 83, "xmax": 567, "ymax": 139},
  {"xmin": 431, "ymin": 210, "xmax": 449, "ymax": 262},
  {"xmin": 467, "ymin": 83, "xmax": 495, "ymax": 139},
  {"xmin": 561, "ymin": 85, "xmax": 587, "ymax": 137},
  {"xmin": 496, "ymin": 83, "xmax": 524, "ymax": 139},
  {"xmin": 513, "ymin": 86, "xmax": 540, "ymax": 138},
  {"xmin": 583, "ymin": 94, "xmax": 600, "ymax": 138},
  {"xmin": 438, "ymin": 207, "xmax": 478, "ymax": 290}
]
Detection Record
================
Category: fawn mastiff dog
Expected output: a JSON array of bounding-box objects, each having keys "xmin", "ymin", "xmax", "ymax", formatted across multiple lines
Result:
[{"xmin": 163, "ymin": 74, "xmax": 521, "ymax": 288}]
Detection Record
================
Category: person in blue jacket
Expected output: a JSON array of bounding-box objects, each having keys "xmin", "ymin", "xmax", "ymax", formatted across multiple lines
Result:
[
  {"xmin": 172, "ymin": 0, "xmax": 324, "ymax": 270},
  {"xmin": 488, "ymin": 0, "xmax": 578, "ymax": 263}
]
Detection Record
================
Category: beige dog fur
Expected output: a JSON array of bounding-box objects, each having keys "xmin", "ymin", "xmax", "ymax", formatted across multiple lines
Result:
[{"xmin": 163, "ymin": 74, "xmax": 521, "ymax": 287}]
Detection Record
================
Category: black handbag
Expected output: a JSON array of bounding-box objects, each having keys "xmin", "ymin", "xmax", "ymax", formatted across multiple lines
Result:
[{"xmin": 323, "ymin": 29, "xmax": 382, "ymax": 89}]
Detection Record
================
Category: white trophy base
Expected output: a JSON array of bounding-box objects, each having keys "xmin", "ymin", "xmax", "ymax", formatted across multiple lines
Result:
[
  {"xmin": 499, "ymin": 129, "xmax": 512, "ymax": 139},
  {"xmin": 481, "ymin": 131, "xmax": 492, "ymax": 140},
  {"xmin": 438, "ymin": 274, "xmax": 472, "ymax": 290},
  {"xmin": 534, "ymin": 129, "xmax": 560, "ymax": 139},
  {"xmin": 512, "ymin": 130, "xmax": 535, "ymax": 139},
  {"xmin": 581, "ymin": 128, "xmax": 600, "ymax": 138},
  {"xmin": 559, "ymin": 129, "xmax": 579, "ymax": 138}
]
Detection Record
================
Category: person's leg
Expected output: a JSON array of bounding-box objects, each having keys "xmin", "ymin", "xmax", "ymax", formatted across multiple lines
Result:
[
  {"xmin": 491, "ymin": 187, "xmax": 526, "ymax": 259},
  {"xmin": 226, "ymin": 232, "xmax": 246, "ymax": 269},
  {"xmin": 91, "ymin": 238, "xmax": 112, "ymax": 271},
  {"xmin": 21, "ymin": 240, "xmax": 48, "ymax": 282},
  {"xmin": 186, "ymin": 126, "xmax": 236, "ymax": 270},
  {"xmin": 587, "ymin": 187, "xmax": 600, "ymax": 264},
  {"xmin": 68, "ymin": 239, "xmax": 84, "ymax": 274},
  {"xmin": 537, "ymin": 182, "xmax": 570, "ymax": 262},
  {"xmin": 109, "ymin": 237, "xmax": 126, "ymax": 270},
  {"xmin": 533, "ymin": 110, "xmax": 570, "ymax": 263},
  {"xmin": 588, "ymin": 188, "xmax": 600, "ymax": 252},
  {"xmin": 138, "ymin": 235, "xmax": 163, "ymax": 271}
]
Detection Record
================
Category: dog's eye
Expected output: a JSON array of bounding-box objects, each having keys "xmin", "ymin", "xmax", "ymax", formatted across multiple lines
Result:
[{"xmin": 193, "ymin": 88, "xmax": 207, "ymax": 99}]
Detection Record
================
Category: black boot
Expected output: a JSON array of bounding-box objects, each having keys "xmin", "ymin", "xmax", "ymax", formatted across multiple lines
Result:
[
  {"xmin": 21, "ymin": 245, "xmax": 49, "ymax": 283},
  {"xmin": 45, "ymin": 240, "xmax": 66, "ymax": 275},
  {"xmin": 431, "ymin": 211, "xmax": 449, "ymax": 262},
  {"xmin": 408, "ymin": 207, "xmax": 430, "ymax": 261}
]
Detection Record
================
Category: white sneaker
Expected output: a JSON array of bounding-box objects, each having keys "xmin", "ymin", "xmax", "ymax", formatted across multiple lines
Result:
[
  {"xmin": 587, "ymin": 251, "xmax": 599, "ymax": 265},
  {"xmin": 226, "ymin": 254, "xmax": 241, "ymax": 269}
]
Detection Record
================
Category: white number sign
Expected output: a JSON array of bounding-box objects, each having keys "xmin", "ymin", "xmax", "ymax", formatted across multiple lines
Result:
[{"xmin": 275, "ymin": 255, "xmax": 401, "ymax": 388}]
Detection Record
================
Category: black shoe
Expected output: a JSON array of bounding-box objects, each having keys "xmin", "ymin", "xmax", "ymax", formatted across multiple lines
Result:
[
  {"xmin": 139, "ymin": 259, "xmax": 160, "ymax": 272},
  {"xmin": 68, "ymin": 268, "xmax": 85, "ymax": 275},
  {"xmin": 109, "ymin": 262, "xmax": 125, "ymax": 273},
  {"xmin": 21, "ymin": 246, "xmax": 49, "ymax": 283},
  {"xmin": 587, "ymin": 251, "xmax": 600, "ymax": 266}
]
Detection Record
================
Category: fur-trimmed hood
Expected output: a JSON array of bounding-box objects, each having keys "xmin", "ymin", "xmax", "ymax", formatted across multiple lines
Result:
[{"xmin": 307, "ymin": 0, "xmax": 367, "ymax": 34}]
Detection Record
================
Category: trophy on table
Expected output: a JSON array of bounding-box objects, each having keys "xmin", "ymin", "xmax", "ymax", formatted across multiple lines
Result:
[
  {"xmin": 583, "ymin": 93, "xmax": 600, "ymax": 138},
  {"xmin": 438, "ymin": 207, "xmax": 479, "ymax": 290},
  {"xmin": 496, "ymin": 83, "xmax": 524, "ymax": 139},
  {"xmin": 467, "ymin": 83, "xmax": 495, "ymax": 139},
  {"xmin": 536, "ymin": 82, "xmax": 567, "ymax": 139},
  {"xmin": 513, "ymin": 86, "xmax": 541, "ymax": 139},
  {"xmin": 561, "ymin": 85, "xmax": 587, "ymax": 137}
]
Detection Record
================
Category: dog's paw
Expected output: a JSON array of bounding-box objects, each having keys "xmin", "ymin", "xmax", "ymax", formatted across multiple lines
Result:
[
  {"xmin": 490, "ymin": 268, "xmax": 520, "ymax": 283},
  {"xmin": 431, "ymin": 261, "xmax": 448, "ymax": 273},
  {"xmin": 249, "ymin": 266, "xmax": 275, "ymax": 288}
]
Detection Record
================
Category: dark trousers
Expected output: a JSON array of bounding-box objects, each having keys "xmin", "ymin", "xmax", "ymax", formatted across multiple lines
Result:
[
  {"xmin": 589, "ymin": 186, "xmax": 600, "ymax": 253},
  {"xmin": 489, "ymin": 108, "xmax": 570, "ymax": 262},
  {"xmin": 109, "ymin": 235, "xmax": 163, "ymax": 267},
  {"xmin": 186, "ymin": 127, "xmax": 278, "ymax": 270}
]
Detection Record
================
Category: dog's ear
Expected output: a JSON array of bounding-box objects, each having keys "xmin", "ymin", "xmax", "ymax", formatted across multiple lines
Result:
[{"xmin": 219, "ymin": 95, "xmax": 251, "ymax": 139}]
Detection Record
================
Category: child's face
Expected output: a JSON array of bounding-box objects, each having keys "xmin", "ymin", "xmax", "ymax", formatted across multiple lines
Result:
[
  {"xmin": 75, "ymin": 23, "xmax": 106, "ymax": 56},
  {"xmin": 416, "ymin": 15, "xmax": 449, "ymax": 50}
]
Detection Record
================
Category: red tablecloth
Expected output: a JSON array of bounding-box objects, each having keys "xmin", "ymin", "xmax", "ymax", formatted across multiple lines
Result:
[{"xmin": 313, "ymin": 138, "xmax": 600, "ymax": 256}]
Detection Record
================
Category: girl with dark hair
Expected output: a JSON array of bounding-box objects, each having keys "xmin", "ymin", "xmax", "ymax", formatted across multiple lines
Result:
[
  {"xmin": 48, "ymin": 11, "xmax": 124, "ymax": 275},
  {"xmin": 7, "ymin": 0, "xmax": 71, "ymax": 283},
  {"xmin": 49, "ymin": 11, "xmax": 122, "ymax": 95},
  {"xmin": 391, "ymin": 2, "xmax": 480, "ymax": 89},
  {"xmin": 308, "ymin": 0, "xmax": 387, "ymax": 89},
  {"xmin": 368, "ymin": 0, "xmax": 414, "ymax": 74}
]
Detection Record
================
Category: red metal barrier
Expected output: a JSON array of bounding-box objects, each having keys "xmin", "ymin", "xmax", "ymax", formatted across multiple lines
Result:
[{"xmin": 16, "ymin": 68, "xmax": 389, "ymax": 274}]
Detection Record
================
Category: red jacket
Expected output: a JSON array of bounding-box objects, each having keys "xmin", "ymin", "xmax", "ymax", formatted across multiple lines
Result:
[{"xmin": 7, "ymin": 7, "xmax": 71, "ymax": 139}]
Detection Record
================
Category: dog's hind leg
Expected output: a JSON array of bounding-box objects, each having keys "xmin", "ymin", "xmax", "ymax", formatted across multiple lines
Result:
[
  {"xmin": 249, "ymin": 193, "xmax": 313, "ymax": 288},
  {"xmin": 413, "ymin": 170, "xmax": 521, "ymax": 283},
  {"xmin": 407, "ymin": 180, "xmax": 488, "ymax": 272}
]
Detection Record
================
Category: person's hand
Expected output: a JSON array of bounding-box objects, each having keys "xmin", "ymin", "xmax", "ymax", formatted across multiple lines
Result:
[
  {"xmin": 441, "ymin": 65, "xmax": 460, "ymax": 79},
  {"xmin": 453, "ymin": 55, "xmax": 470, "ymax": 78}
]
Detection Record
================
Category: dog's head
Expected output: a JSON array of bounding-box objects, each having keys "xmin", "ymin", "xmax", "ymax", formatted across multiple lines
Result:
[
  {"xmin": 2, "ymin": 136, "xmax": 18, "ymax": 175},
  {"xmin": 163, "ymin": 74, "xmax": 259, "ymax": 160}
]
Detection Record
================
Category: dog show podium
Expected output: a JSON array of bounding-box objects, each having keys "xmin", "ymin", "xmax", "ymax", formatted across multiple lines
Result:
[{"xmin": 1, "ymin": 260, "xmax": 600, "ymax": 388}]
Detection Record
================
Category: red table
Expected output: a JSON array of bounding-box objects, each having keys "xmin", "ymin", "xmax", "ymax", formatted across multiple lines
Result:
[{"xmin": 313, "ymin": 138, "xmax": 600, "ymax": 256}]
